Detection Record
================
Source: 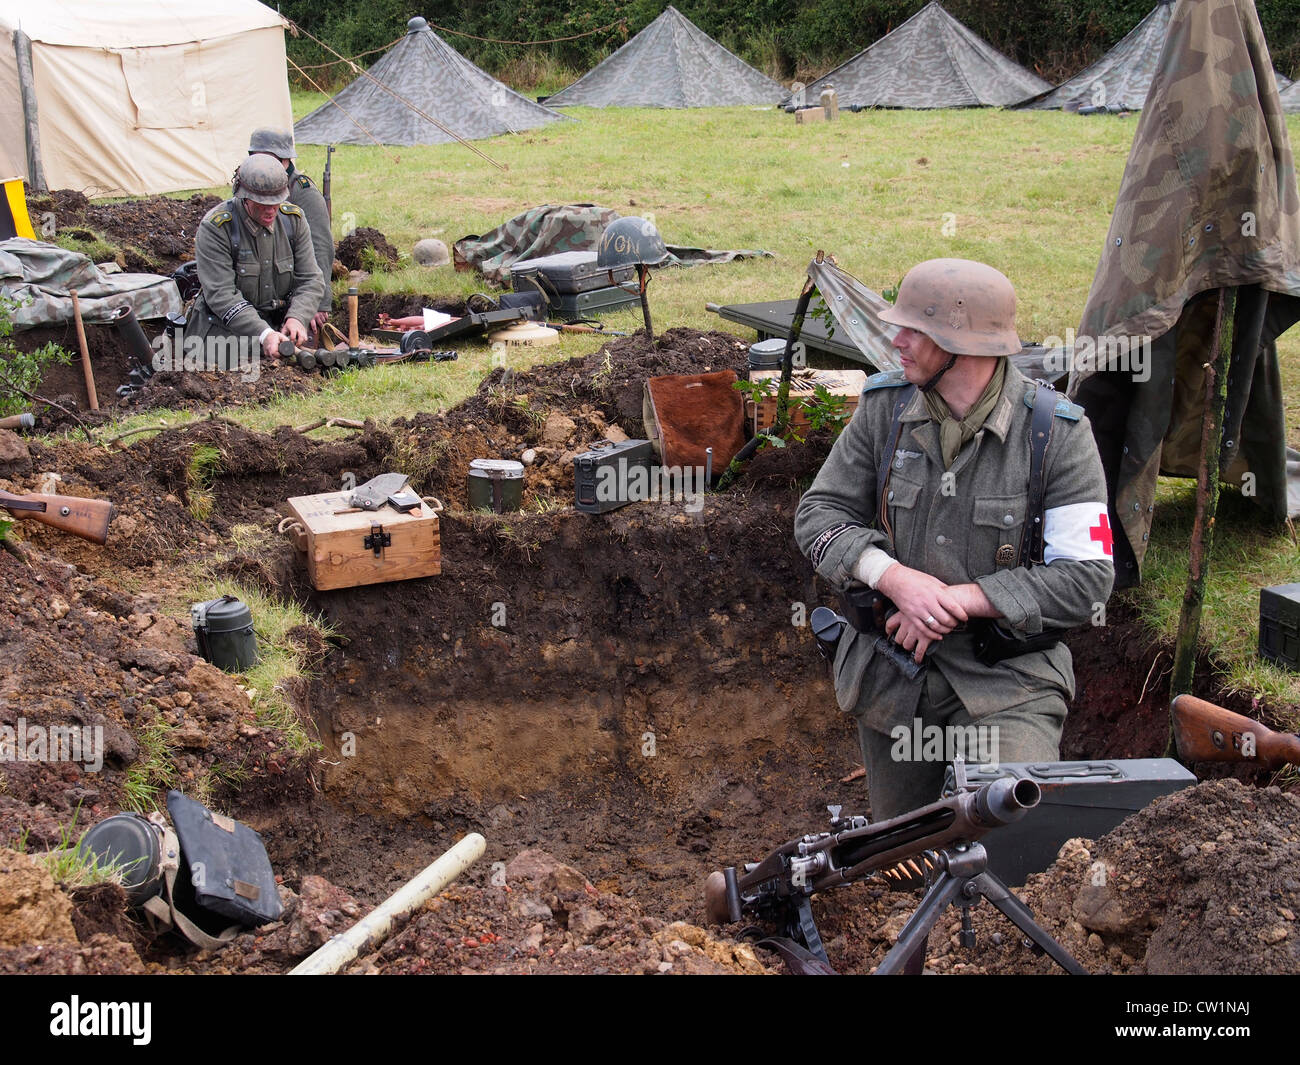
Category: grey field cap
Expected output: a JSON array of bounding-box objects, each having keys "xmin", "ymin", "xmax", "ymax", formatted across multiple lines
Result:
[
  {"xmin": 248, "ymin": 127, "xmax": 296, "ymax": 160},
  {"xmin": 234, "ymin": 153, "xmax": 290, "ymax": 205}
]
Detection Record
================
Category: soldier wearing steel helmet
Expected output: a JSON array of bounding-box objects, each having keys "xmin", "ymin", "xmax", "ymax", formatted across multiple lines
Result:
[
  {"xmin": 247, "ymin": 128, "xmax": 334, "ymax": 334},
  {"xmin": 188, "ymin": 152, "xmax": 325, "ymax": 358},
  {"xmin": 795, "ymin": 259, "xmax": 1114, "ymax": 820}
]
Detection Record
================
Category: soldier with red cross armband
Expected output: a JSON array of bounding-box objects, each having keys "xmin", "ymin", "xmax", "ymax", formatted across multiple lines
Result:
[{"xmin": 795, "ymin": 259, "xmax": 1114, "ymax": 820}]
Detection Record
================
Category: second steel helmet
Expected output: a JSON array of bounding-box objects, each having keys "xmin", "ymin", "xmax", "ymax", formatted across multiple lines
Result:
[
  {"xmin": 597, "ymin": 216, "xmax": 669, "ymax": 270},
  {"xmin": 248, "ymin": 128, "xmax": 296, "ymax": 160},
  {"xmin": 234, "ymin": 154, "xmax": 290, "ymax": 206},
  {"xmin": 877, "ymin": 259, "xmax": 1020, "ymax": 357}
]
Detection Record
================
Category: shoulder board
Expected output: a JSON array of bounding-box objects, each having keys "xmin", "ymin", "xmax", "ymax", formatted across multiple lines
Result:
[
  {"xmin": 295, "ymin": 174, "xmax": 312, "ymax": 189},
  {"xmin": 862, "ymin": 369, "xmax": 908, "ymax": 393},
  {"xmin": 1024, "ymin": 388, "xmax": 1083, "ymax": 421},
  {"xmin": 278, "ymin": 203, "xmax": 304, "ymax": 217},
  {"xmin": 207, "ymin": 209, "xmax": 233, "ymax": 227}
]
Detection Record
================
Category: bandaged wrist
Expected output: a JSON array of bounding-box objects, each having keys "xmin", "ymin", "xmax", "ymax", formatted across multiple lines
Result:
[{"xmin": 853, "ymin": 547, "xmax": 898, "ymax": 589}]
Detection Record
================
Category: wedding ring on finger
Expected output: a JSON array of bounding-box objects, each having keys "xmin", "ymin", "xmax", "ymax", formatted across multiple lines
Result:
[{"xmin": 925, "ymin": 615, "xmax": 937, "ymax": 627}]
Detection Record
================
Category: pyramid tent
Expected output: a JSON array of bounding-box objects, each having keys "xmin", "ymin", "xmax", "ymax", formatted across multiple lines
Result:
[
  {"xmin": 1282, "ymin": 78, "xmax": 1300, "ymax": 114},
  {"xmin": 295, "ymin": 18, "xmax": 570, "ymax": 145},
  {"xmin": 788, "ymin": 2, "xmax": 1050, "ymax": 110},
  {"xmin": 544, "ymin": 6, "xmax": 785, "ymax": 108},
  {"xmin": 0, "ymin": 0, "xmax": 291, "ymax": 197},
  {"xmin": 1020, "ymin": 1, "xmax": 1292, "ymax": 112}
]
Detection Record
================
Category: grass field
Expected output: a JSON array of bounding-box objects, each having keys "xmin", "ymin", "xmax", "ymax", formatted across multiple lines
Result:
[{"xmin": 105, "ymin": 93, "xmax": 1300, "ymax": 709}]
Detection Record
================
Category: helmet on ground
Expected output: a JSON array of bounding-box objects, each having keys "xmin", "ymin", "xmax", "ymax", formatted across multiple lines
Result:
[
  {"xmin": 234, "ymin": 154, "xmax": 290, "ymax": 206},
  {"xmin": 877, "ymin": 258, "xmax": 1020, "ymax": 356},
  {"xmin": 597, "ymin": 216, "xmax": 669, "ymax": 270},
  {"xmin": 248, "ymin": 128, "xmax": 296, "ymax": 160}
]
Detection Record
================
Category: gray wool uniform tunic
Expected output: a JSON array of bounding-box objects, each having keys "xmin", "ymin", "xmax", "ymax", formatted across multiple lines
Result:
[
  {"xmin": 287, "ymin": 169, "xmax": 334, "ymax": 316},
  {"xmin": 794, "ymin": 365, "xmax": 1115, "ymax": 737},
  {"xmin": 189, "ymin": 199, "xmax": 325, "ymax": 340}
]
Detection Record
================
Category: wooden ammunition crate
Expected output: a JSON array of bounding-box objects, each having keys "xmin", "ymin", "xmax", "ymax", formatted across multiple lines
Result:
[
  {"xmin": 747, "ymin": 369, "xmax": 867, "ymax": 432},
  {"xmin": 282, "ymin": 491, "xmax": 442, "ymax": 591}
]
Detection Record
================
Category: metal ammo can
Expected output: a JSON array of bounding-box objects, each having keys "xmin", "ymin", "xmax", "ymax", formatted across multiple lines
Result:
[
  {"xmin": 467, "ymin": 459, "xmax": 524, "ymax": 513},
  {"xmin": 573, "ymin": 438, "xmax": 654, "ymax": 514},
  {"xmin": 191, "ymin": 594, "xmax": 259, "ymax": 672}
]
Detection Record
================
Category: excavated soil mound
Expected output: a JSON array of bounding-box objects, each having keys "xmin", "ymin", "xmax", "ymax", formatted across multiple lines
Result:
[{"xmin": 335, "ymin": 227, "xmax": 399, "ymax": 272}]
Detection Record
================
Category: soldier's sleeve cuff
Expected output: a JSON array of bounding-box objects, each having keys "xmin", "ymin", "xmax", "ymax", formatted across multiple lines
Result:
[{"xmin": 975, "ymin": 571, "xmax": 1042, "ymax": 634}]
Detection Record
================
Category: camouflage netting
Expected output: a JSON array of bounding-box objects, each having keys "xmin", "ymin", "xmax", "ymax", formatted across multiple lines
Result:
[
  {"xmin": 293, "ymin": 18, "xmax": 571, "ymax": 146},
  {"xmin": 1020, "ymin": 1, "xmax": 1292, "ymax": 113},
  {"xmin": 1068, "ymin": 0, "xmax": 1300, "ymax": 587},
  {"xmin": 788, "ymin": 1, "xmax": 1050, "ymax": 111},
  {"xmin": 544, "ymin": 6, "xmax": 786, "ymax": 109}
]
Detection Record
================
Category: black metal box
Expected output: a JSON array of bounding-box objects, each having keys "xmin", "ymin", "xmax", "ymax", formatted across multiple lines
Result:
[
  {"xmin": 1260, "ymin": 583, "xmax": 1300, "ymax": 671},
  {"xmin": 510, "ymin": 250, "xmax": 635, "ymax": 295},
  {"xmin": 573, "ymin": 438, "xmax": 655, "ymax": 514},
  {"xmin": 947, "ymin": 759, "xmax": 1197, "ymax": 886}
]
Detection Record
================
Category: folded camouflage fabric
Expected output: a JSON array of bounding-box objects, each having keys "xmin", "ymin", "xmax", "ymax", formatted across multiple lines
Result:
[
  {"xmin": 454, "ymin": 204, "xmax": 771, "ymax": 286},
  {"xmin": 0, "ymin": 238, "xmax": 182, "ymax": 331}
]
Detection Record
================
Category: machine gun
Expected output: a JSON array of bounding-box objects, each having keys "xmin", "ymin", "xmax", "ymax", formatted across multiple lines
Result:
[
  {"xmin": 704, "ymin": 759, "xmax": 1084, "ymax": 974},
  {"xmin": 0, "ymin": 489, "xmax": 114, "ymax": 544}
]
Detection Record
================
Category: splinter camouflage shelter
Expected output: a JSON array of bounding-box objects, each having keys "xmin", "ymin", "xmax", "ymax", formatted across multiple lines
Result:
[
  {"xmin": 544, "ymin": 7, "xmax": 786, "ymax": 109},
  {"xmin": 788, "ymin": 1, "xmax": 1050, "ymax": 111},
  {"xmin": 1068, "ymin": 0, "xmax": 1300, "ymax": 587},
  {"xmin": 294, "ymin": 17, "xmax": 570, "ymax": 146},
  {"xmin": 1020, "ymin": 0, "xmax": 1292, "ymax": 113}
]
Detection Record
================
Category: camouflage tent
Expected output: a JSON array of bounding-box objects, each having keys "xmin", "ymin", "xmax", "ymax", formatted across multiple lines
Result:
[
  {"xmin": 1020, "ymin": 1, "xmax": 1292, "ymax": 113},
  {"xmin": 1282, "ymin": 79, "xmax": 1300, "ymax": 115},
  {"xmin": 1067, "ymin": 0, "xmax": 1300, "ymax": 588},
  {"xmin": 787, "ymin": 1, "xmax": 1050, "ymax": 110},
  {"xmin": 543, "ymin": 7, "xmax": 785, "ymax": 108},
  {"xmin": 294, "ymin": 17, "xmax": 570, "ymax": 146}
]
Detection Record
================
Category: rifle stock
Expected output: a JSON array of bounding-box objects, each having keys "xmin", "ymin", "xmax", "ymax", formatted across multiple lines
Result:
[
  {"xmin": 1172, "ymin": 693, "xmax": 1300, "ymax": 770},
  {"xmin": 0, "ymin": 489, "xmax": 114, "ymax": 544}
]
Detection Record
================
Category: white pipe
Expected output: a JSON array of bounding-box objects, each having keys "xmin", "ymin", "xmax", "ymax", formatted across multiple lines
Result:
[{"xmin": 289, "ymin": 833, "xmax": 486, "ymax": 975}]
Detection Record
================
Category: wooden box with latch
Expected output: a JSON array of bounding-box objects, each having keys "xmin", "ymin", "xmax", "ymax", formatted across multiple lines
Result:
[
  {"xmin": 747, "ymin": 368, "xmax": 867, "ymax": 433},
  {"xmin": 280, "ymin": 491, "xmax": 443, "ymax": 591}
]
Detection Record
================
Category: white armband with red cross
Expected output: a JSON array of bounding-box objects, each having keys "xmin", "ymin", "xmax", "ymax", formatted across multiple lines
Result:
[{"xmin": 1044, "ymin": 503, "xmax": 1114, "ymax": 563}]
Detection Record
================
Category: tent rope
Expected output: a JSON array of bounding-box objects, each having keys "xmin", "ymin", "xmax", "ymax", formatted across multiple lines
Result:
[
  {"xmin": 423, "ymin": 18, "xmax": 629, "ymax": 46},
  {"xmin": 294, "ymin": 36, "xmax": 405, "ymax": 72},
  {"xmin": 286, "ymin": 21, "xmax": 506, "ymax": 171}
]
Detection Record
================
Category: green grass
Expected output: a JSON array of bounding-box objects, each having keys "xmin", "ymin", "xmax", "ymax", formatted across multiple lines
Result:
[
  {"xmin": 93, "ymin": 96, "xmax": 1300, "ymax": 710},
  {"xmin": 185, "ymin": 444, "xmax": 222, "ymax": 521},
  {"xmin": 16, "ymin": 809, "xmax": 140, "ymax": 890},
  {"xmin": 121, "ymin": 716, "xmax": 180, "ymax": 814}
]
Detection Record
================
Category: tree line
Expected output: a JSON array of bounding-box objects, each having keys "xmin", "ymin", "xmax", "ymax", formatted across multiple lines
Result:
[{"xmin": 278, "ymin": 0, "xmax": 1300, "ymax": 90}]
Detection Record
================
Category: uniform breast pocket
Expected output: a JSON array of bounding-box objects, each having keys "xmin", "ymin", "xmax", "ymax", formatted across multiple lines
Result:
[
  {"xmin": 234, "ymin": 253, "xmax": 259, "ymax": 301},
  {"xmin": 273, "ymin": 254, "xmax": 296, "ymax": 296},
  {"xmin": 971, "ymin": 495, "xmax": 1026, "ymax": 573},
  {"xmin": 883, "ymin": 476, "xmax": 922, "ymax": 553}
]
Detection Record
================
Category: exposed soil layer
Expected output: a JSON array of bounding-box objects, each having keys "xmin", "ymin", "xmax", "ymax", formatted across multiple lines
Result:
[
  {"xmin": 27, "ymin": 189, "xmax": 221, "ymax": 274},
  {"xmin": 335, "ymin": 227, "xmax": 399, "ymax": 272},
  {"xmin": 0, "ymin": 316, "xmax": 1296, "ymax": 976}
]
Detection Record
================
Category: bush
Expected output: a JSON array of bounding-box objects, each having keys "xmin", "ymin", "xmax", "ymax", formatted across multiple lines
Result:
[{"xmin": 0, "ymin": 295, "xmax": 72, "ymax": 418}]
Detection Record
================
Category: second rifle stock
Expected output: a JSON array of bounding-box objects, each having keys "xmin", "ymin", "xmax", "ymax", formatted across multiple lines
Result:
[
  {"xmin": 1172, "ymin": 693, "xmax": 1300, "ymax": 770},
  {"xmin": 0, "ymin": 490, "xmax": 114, "ymax": 544}
]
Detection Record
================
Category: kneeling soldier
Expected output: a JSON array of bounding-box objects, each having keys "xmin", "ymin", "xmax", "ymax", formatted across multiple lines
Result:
[{"xmin": 189, "ymin": 153, "xmax": 325, "ymax": 359}]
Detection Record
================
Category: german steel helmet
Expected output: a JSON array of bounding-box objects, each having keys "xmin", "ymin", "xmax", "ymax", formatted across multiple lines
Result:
[
  {"xmin": 877, "ymin": 259, "xmax": 1020, "ymax": 356},
  {"xmin": 597, "ymin": 216, "xmax": 669, "ymax": 270},
  {"xmin": 248, "ymin": 127, "xmax": 296, "ymax": 160},
  {"xmin": 234, "ymin": 154, "xmax": 290, "ymax": 205}
]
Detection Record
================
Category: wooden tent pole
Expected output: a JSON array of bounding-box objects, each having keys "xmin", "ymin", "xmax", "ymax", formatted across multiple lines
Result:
[{"xmin": 1168, "ymin": 286, "xmax": 1236, "ymax": 749}]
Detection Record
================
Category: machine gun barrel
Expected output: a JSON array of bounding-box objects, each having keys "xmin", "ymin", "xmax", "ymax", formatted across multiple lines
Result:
[{"xmin": 706, "ymin": 776, "xmax": 1040, "ymax": 925}]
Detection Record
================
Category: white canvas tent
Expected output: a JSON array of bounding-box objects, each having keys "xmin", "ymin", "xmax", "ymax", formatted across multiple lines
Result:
[{"xmin": 0, "ymin": 0, "xmax": 292, "ymax": 198}]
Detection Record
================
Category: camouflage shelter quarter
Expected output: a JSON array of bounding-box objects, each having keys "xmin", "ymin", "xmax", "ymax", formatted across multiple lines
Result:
[
  {"xmin": 1068, "ymin": 0, "xmax": 1300, "ymax": 587},
  {"xmin": 788, "ymin": 1, "xmax": 1050, "ymax": 110},
  {"xmin": 1019, "ymin": 1, "xmax": 1292, "ymax": 113},
  {"xmin": 543, "ymin": 6, "xmax": 786, "ymax": 109},
  {"xmin": 293, "ymin": 17, "xmax": 570, "ymax": 146}
]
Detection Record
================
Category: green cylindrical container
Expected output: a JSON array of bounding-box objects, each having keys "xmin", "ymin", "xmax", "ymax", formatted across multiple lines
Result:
[
  {"xmin": 748, "ymin": 338, "xmax": 787, "ymax": 370},
  {"xmin": 191, "ymin": 594, "xmax": 259, "ymax": 672},
  {"xmin": 467, "ymin": 459, "xmax": 524, "ymax": 514}
]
